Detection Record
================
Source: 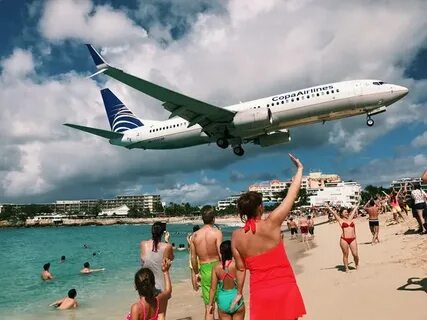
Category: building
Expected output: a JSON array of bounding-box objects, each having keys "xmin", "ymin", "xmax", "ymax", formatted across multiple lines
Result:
[
  {"xmin": 390, "ymin": 177, "xmax": 427, "ymax": 192},
  {"xmin": 248, "ymin": 172, "xmax": 342, "ymax": 205},
  {"xmin": 54, "ymin": 194, "xmax": 161, "ymax": 214},
  {"xmin": 217, "ymin": 195, "xmax": 241, "ymax": 210},
  {"xmin": 309, "ymin": 181, "xmax": 362, "ymax": 207},
  {"xmin": 99, "ymin": 205, "xmax": 130, "ymax": 217}
]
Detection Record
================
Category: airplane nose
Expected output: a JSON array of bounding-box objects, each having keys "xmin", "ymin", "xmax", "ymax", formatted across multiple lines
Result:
[{"xmin": 394, "ymin": 85, "xmax": 409, "ymax": 97}]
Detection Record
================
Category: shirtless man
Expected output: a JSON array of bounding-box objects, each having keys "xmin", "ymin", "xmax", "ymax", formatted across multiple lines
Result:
[
  {"xmin": 190, "ymin": 206, "xmax": 223, "ymax": 320},
  {"xmin": 298, "ymin": 215, "xmax": 309, "ymax": 243},
  {"xmin": 288, "ymin": 217, "xmax": 298, "ymax": 239},
  {"xmin": 80, "ymin": 262, "xmax": 105, "ymax": 274},
  {"xmin": 49, "ymin": 288, "xmax": 78, "ymax": 310},
  {"xmin": 364, "ymin": 199, "xmax": 380, "ymax": 244},
  {"xmin": 41, "ymin": 263, "xmax": 53, "ymax": 281}
]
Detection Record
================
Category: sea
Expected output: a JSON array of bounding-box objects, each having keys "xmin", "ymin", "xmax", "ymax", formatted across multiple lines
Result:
[{"xmin": 0, "ymin": 224, "xmax": 238, "ymax": 320}]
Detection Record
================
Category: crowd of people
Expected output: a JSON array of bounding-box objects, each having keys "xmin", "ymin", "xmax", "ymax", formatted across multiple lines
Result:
[{"xmin": 41, "ymin": 164, "xmax": 426, "ymax": 319}]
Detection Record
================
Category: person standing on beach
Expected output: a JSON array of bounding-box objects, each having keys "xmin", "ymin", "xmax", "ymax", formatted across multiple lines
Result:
[
  {"xmin": 364, "ymin": 199, "xmax": 380, "ymax": 244},
  {"xmin": 307, "ymin": 215, "xmax": 315, "ymax": 239},
  {"xmin": 326, "ymin": 202, "xmax": 360, "ymax": 272},
  {"xmin": 187, "ymin": 225, "xmax": 201, "ymax": 291},
  {"xmin": 230, "ymin": 154, "xmax": 306, "ymax": 320},
  {"xmin": 41, "ymin": 263, "xmax": 53, "ymax": 280},
  {"xmin": 141, "ymin": 222, "xmax": 174, "ymax": 320},
  {"xmin": 299, "ymin": 215, "xmax": 309, "ymax": 243},
  {"xmin": 411, "ymin": 183, "xmax": 427, "ymax": 234},
  {"xmin": 190, "ymin": 206, "xmax": 223, "ymax": 320},
  {"xmin": 289, "ymin": 217, "xmax": 298, "ymax": 239}
]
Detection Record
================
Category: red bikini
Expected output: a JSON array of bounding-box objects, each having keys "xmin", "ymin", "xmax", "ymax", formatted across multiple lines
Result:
[{"xmin": 340, "ymin": 221, "xmax": 356, "ymax": 245}]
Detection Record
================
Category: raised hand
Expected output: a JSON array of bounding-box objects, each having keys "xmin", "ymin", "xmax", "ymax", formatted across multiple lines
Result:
[{"xmin": 288, "ymin": 153, "xmax": 303, "ymax": 169}]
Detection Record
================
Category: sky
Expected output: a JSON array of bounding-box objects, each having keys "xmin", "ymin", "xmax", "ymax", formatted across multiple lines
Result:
[{"xmin": 0, "ymin": 0, "xmax": 426, "ymax": 205}]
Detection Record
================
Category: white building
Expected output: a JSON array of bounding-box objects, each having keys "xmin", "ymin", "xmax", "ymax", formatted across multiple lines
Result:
[
  {"xmin": 390, "ymin": 177, "xmax": 427, "ymax": 192},
  {"xmin": 98, "ymin": 205, "xmax": 130, "ymax": 217},
  {"xmin": 217, "ymin": 195, "xmax": 241, "ymax": 210},
  {"xmin": 309, "ymin": 182, "xmax": 361, "ymax": 207}
]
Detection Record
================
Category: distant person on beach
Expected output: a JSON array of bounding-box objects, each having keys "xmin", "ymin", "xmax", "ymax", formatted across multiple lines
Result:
[
  {"xmin": 208, "ymin": 240, "xmax": 245, "ymax": 320},
  {"xmin": 60, "ymin": 256, "xmax": 66, "ymax": 263},
  {"xmin": 384, "ymin": 188, "xmax": 405, "ymax": 224},
  {"xmin": 126, "ymin": 259, "xmax": 172, "ymax": 320},
  {"xmin": 364, "ymin": 199, "xmax": 380, "ymax": 244},
  {"xmin": 49, "ymin": 288, "xmax": 78, "ymax": 310},
  {"xmin": 231, "ymin": 154, "xmax": 306, "ymax": 320},
  {"xmin": 141, "ymin": 222, "xmax": 174, "ymax": 320},
  {"xmin": 307, "ymin": 215, "xmax": 315, "ymax": 239},
  {"xmin": 411, "ymin": 183, "xmax": 427, "ymax": 234},
  {"xmin": 404, "ymin": 183, "xmax": 423, "ymax": 233},
  {"xmin": 326, "ymin": 202, "xmax": 360, "ymax": 272},
  {"xmin": 288, "ymin": 217, "xmax": 298, "ymax": 239},
  {"xmin": 41, "ymin": 263, "xmax": 53, "ymax": 280},
  {"xmin": 187, "ymin": 225, "xmax": 201, "ymax": 291},
  {"xmin": 80, "ymin": 262, "xmax": 105, "ymax": 274},
  {"xmin": 298, "ymin": 215, "xmax": 309, "ymax": 243},
  {"xmin": 190, "ymin": 206, "xmax": 223, "ymax": 320}
]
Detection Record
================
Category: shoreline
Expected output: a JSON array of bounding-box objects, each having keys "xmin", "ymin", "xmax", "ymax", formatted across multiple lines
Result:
[{"xmin": 0, "ymin": 215, "xmax": 244, "ymax": 229}]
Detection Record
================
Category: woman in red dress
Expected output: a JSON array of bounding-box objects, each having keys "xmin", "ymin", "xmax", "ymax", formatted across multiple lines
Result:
[{"xmin": 230, "ymin": 154, "xmax": 306, "ymax": 320}]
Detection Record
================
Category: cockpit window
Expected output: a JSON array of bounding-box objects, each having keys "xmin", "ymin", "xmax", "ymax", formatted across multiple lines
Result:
[{"xmin": 373, "ymin": 81, "xmax": 386, "ymax": 85}]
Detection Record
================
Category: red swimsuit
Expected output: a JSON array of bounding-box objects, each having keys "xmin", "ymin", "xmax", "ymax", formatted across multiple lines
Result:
[{"xmin": 340, "ymin": 221, "xmax": 356, "ymax": 245}]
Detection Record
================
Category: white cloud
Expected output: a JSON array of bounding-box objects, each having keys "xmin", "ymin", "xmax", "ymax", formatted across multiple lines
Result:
[
  {"xmin": 1, "ymin": 48, "xmax": 34, "ymax": 79},
  {"xmin": 411, "ymin": 131, "xmax": 427, "ymax": 147},
  {"xmin": 158, "ymin": 182, "xmax": 232, "ymax": 204},
  {"xmin": 39, "ymin": 0, "xmax": 147, "ymax": 46}
]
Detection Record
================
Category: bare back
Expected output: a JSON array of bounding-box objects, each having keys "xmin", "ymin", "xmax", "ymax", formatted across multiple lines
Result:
[
  {"xmin": 366, "ymin": 205, "xmax": 379, "ymax": 220},
  {"xmin": 191, "ymin": 225, "xmax": 222, "ymax": 263},
  {"xmin": 233, "ymin": 219, "xmax": 282, "ymax": 260},
  {"xmin": 57, "ymin": 297, "xmax": 77, "ymax": 310}
]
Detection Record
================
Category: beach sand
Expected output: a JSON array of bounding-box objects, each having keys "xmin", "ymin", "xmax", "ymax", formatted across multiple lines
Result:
[{"xmin": 165, "ymin": 213, "xmax": 426, "ymax": 319}]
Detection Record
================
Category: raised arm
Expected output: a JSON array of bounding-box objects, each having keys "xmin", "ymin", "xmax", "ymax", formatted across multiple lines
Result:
[
  {"xmin": 208, "ymin": 267, "xmax": 219, "ymax": 315},
  {"xmin": 158, "ymin": 258, "xmax": 172, "ymax": 313},
  {"xmin": 348, "ymin": 202, "xmax": 360, "ymax": 220},
  {"xmin": 269, "ymin": 154, "xmax": 303, "ymax": 226},
  {"xmin": 164, "ymin": 243, "xmax": 174, "ymax": 261},
  {"xmin": 326, "ymin": 204, "xmax": 341, "ymax": 223},
  {"xmin": 49, "ymin": 298, "xmax": 63, "ymax": 307}
]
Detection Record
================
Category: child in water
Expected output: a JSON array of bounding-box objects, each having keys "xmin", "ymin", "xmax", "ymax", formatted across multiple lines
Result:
[
  {"xmin": 208, "ymin": 240, "xmax": 245, "ymax": 319},
  {"xmin": 126, "ymin": 258, "xmax": 172, "ymax": 320},
  {"xmin": 49, "ymin": 289, "xmax": 78, "ymax": 310}
]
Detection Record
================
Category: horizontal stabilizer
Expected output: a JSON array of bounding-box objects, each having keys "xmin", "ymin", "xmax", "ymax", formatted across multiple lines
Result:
[{"xmin": 64, "ymin": 123, "xmax": 123, "ymax": 139}]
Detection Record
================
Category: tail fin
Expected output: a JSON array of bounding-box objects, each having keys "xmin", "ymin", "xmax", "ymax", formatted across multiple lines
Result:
[{"xmin": 100, "ymin": 88, "xmax": 144, "ymax": 133}]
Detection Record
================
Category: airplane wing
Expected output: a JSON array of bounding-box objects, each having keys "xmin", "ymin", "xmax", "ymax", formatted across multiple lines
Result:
[
  {"xmin": 85, "ymin": 44, "xmax": 235, "ymax": 133},
  {"xmin": 64, "ymin": 123, "xmax": 123, "ymax": 139}
]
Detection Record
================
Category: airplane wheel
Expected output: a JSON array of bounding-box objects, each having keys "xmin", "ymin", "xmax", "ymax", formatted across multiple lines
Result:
[
  {"xmin": 367, "ymin": 118, "xmax": 374, "ymax": 127},
  {"xmin": 233, "ymin": 146, "xmax": 245, "ymax": 156},
  {"xmin": 216, "ymin": 138, "xmax": 229, "ymax": 149}
]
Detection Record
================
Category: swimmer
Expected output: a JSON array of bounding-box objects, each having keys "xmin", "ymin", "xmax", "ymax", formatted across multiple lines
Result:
[
  {"xmin": 80, "ymin": 262, "xmax": 105, "ymax": 274},
  {"xmin": 171, "ymin": 243, "xmax": 176, "ymax": 250},
  {"xmin": 60, "ymin": 256, "xmax": 66, "ymax": 263},
  {"xmin": 49, "ymin": 289, "xmax": 78, "ymax": 310},
  {"xmin": 41, "ymin": 263, "xmax": 53, "ymax": 280},
  {"xmin": 177, "ymin": 244, "xmax": 186, "ymax": 251}
]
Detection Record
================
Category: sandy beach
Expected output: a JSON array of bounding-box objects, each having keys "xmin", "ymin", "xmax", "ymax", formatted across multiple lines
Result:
[{"xmin": 164, "ymin": 213, "xmax": 426, "ymax": 319}]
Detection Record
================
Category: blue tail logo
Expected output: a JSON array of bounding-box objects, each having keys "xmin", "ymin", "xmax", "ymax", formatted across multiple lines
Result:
[{"xmin": 100, "ymin": 89, "xmax": 143, "ymax": 133}]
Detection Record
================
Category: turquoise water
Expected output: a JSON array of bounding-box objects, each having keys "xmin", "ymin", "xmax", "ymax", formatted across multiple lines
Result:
[{"xmin": 0, "ymin": 224, "xmax": 236, "ymax": 319}]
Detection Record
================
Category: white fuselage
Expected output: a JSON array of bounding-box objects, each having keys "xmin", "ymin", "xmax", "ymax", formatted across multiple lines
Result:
[{"xmin": 110, "ymin": 79, "xmax": 408, "ymax": 149}]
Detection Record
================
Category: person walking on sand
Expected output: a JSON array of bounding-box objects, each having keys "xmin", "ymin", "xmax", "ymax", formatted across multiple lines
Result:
[
  {"xmin": 364, "ymin": 199, "xmax": 380, "ymax": 244},
  {"xmin": 230, "ymin": 154, "xmax": 306, "ymax": 320},
  {"xmin": 49, "ymin": 288, "xmax": 78, "ymax": 310},
  {"xmin": 307, "ymin": 215, "xmax": 315, "ymax": 239},
  {"xmin": 190, "ymin": 206, "xmax": 223, "ymax": 320},
  {"xmin": 288, "ymin": 217, "xmax": 298, "ymax": 239},
  {"xmin": 141, "ymin": 222, "xmax": 174, "ymax": 320},
  {"xmin": 126, "ymin": 258, "xmax": 172, "ymax": 320},
  {"xmin": 41, "ymin": 263, "xmax": 53, "ymax": 280},
  {"xmin": 411, "ymin": 183, "xmax": 427, "ymax": 234},
  {"xmin": 326, "ymin": 202, "xmax": 360, "ymax": 272},
  {"xmin": 208, "ymin": 240, "xmax": 245, "ymax": 320}
]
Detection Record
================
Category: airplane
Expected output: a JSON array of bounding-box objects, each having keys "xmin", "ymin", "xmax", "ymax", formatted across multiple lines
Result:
[{"xmin": 64, "ymin": 44, "xmax": 409, "ymax": 156}]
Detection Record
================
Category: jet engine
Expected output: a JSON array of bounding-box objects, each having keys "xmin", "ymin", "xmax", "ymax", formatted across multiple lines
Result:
[
  {"xmin": 254, "ymin": 129, "xmax": 291, "ymax": 147},
  {"xmin": 232, "ymin": 107, "xmax": 272, "ymax": 131}
]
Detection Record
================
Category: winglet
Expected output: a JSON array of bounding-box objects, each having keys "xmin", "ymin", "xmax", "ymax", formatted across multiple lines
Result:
[{"xmin": 85, "ymin": 44, "xmax": 110, "ymax": 78}]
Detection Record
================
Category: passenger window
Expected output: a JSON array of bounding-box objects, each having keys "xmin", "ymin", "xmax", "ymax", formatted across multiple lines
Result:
[
  {"xmin": 267, "ymin": 104, "xmax": 269, "ymax": 107},
  {"xmin": 306, "ymin": 95, "xmax": 310, "ymax": 99},
  {"xmin": 291, "ymin": 99, "xmax": 294, "ymax": 102},
  {"xmin": 281, "ymin": 101, "xmax": 284, "ymax": 104},
  {"xmin": 326, "ymin": 91, "xmax": 329, "ymax": 94},
  {"xmin": 316, "ymin": 93, "xmax": 320, "ymax": 97},
  {"xmin": 336, "ymin": 89, "xmax": 339, "ymax": 93},
  {"xmin": 331, "ymin": 90, "xmax": 334, "ymax": 93},
  {"xmin": 276, "ymin": 102, "xmax": 280, "ymax": 105},
  {"xmin": 296, "ymin": 97, "xmax": 299, "ymax": 101}
]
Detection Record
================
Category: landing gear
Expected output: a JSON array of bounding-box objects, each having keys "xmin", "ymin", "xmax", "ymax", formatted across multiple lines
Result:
[
  {"xmin": 366, "ymin": 117, "xmax": 374, "ymax": 127},
  {"xmin": 233, "ymin": 145, "xmax": 245, "ymax": 156},
  {"xmin": 216, "ymin": 138, "xmax": 229, "ymax": 149}
]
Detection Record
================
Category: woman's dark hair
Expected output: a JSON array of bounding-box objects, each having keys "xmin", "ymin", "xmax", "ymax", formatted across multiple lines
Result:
[
  {"xmin": 84, "ymin": 262, "xmax": 90, "ymax": 268},
  {"xmin": 220, "ymin": 240, "xmax": 232, "ymax": 269},
  {"xmin": 68, "ymin": 288, "xmax": 77, "ymax": 298},
  {"xmin": 369, "ymin": 199, "xmax": 375, "ymax": 206},
  {"xmin": 237, "ymin": 191, "xmax": 263, "ymax": 222},
  {"xmin": 43, "ymin": 263, "xmax": 50, "ymax": 271},
  {"xmin": 134, "ymin": 268, "xmax": 156, "ymax": 301},
  {"xmin": 339, "ymin": 207, "xmax": 349, "ymax": 217},
  {"xmin": 151, "ymin": 222, "xmax": 163, "ymax": 252}
]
